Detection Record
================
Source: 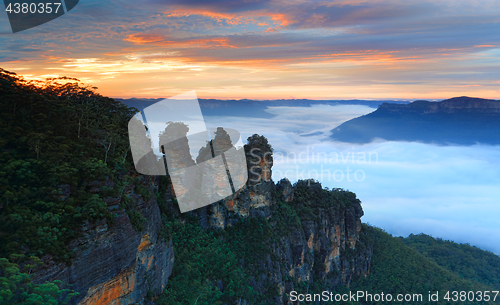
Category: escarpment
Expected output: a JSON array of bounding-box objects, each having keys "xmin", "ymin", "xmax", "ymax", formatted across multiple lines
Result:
[
  {"xmin": 331, "ymin": 96, "xmax": 500, "ymax": 145},
  {"xmin": 378, "ymin": 96, "xmax": 500, "ymax": 115},
  {"xmin": 191, "ymin": 134, "xmax": 372, "ymax": 304},
  {"xmin": 32, "ymin": 133, "xmax": 371, "ymax": 305},
  {"xmin": 33, "ymin": 176, "xmax": 174, "ymax": 305}
]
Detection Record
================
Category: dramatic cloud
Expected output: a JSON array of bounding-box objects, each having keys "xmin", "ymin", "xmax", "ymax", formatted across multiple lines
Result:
[
  {"xmin": 1, "ymin": 0, "xmax": 499, "ymax": 99},
  {"xmin": 152, "ymin": 0, "xmax": 273, "ymax": 13}
]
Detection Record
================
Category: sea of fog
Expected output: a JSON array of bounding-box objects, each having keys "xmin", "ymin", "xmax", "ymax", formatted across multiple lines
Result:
[{"xmin": 202, "ymin": 104, "xmax": 500, "ymax": 255}]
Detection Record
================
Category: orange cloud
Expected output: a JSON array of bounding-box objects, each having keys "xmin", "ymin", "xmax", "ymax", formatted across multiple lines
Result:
[
  {"xmin": 166, "ymin": 8, "xmax": 293, "ymax": 28},
  {"xmin": 125, "ymin": 34, "xmax": 236, "ymax": 48},
  {"xmin": 306, "ymin": 50, "xmax": 423, "ymax": 64},
  {"xmin": 124, "ymin": 33, "xmax": 292, "ymax": 50},
  {"xmin": 125, "ymin": 34, "xmax": 167, "ymax": 44},
  {"xmin": 268, "ymin": 13, "xmax": 292, "ymax": 27},
  {"xmin": 166, "ymin": 9, "xmax": 248, "ymax": 25}
]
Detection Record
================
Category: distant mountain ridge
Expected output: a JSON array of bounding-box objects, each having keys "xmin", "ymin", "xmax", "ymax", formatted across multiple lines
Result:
[
  {"xmin": 330, "ymin": 96, "xmax": 500, "ymax": 145},
  {"xmin": 117, "ymin": 97, "xmax": 409, "ymax": 119},
  {"xmin": 379, "ymin": 96, "xmax": 500, "ymax": 114}
]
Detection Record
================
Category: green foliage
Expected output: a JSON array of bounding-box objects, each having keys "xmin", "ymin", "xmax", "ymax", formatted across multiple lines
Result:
[
  {"xmin": 121, "ymin": 195, "xmax": 146, "ymax": 232},
  {"xmin": 0, "ymin": 258, "xmax": 78, "ymax": 304},
  {"xmin": 270, "ymin": 199, "xmax": 302, "ymax": 235},
  {"xmin": 349, "ymin": 225, "xmax": 497, "ymax": 304},
  {"xmin": 0, "ymin": 68, "xmax": 137, "ymax": 263},
  {"xmin": 135, "ymin": 184, "xmax": 151, "ymax": 201},
  {"xmin": 244, "ymin": 134, "xmax": 273, "ymax": 154},
  {"xmin": 402, "ymin": 233, "xmax": 500, "ymax": 290},
  {"xmin": 157, "ymin": 219, "xmax": 257, "ymax": 305},
  {"xmin": 289, "ymin": 179, "xmax": 360, "ymax": 220},
  {"xmin": 225, "ymin": 217, "xmax": 275, "ymax": 271}
]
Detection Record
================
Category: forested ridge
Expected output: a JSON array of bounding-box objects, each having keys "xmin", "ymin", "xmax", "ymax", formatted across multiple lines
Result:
[
  {"xmin": 401, "ymin": 233, "xmax": 500, "ymax": 290},
  {"xmin": 0, "ymin": 68, "xmax": 136, "ymax": 304},
  {"xmin": 1, "ymin": 68, "xmax": 499, "ymax": 304},
  {"xmin": 348, "ymin": 226, "xmax": 499, "ymax": 304}
]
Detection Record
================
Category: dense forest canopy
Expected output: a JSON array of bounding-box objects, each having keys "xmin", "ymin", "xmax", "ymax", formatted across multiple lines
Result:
[
  {"xmin": 0, "ymin": 68, "xmax": 138, "ymax": 261},
  {"xmin": 0, "ymin": 68, "xmax": 138, "ymax": 304},
  {"xmin": 401, "ymin": 233, "xmax": 500, "ymax": 290}
]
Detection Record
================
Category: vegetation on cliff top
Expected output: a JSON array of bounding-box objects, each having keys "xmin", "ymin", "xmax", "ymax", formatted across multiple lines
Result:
[
  {"xmin": 0, "ymin": 68, "xmax": 138, "ymax": 304},
  {"xmin": 401, "ymin": 233, "xmax": 500, "ymax": 290},
  {"xmin": 0, "ymin": 68, "xmax": 137, "ymax": 262},
  {"xmin": 348, "ymin": 225, "xmax": 498, "ymax": 305},
  {"xmin": 158, "ymin": 178, "xmax": 366, "ymax": 305}
]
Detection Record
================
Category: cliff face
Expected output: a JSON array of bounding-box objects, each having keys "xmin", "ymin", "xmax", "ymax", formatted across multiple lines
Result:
[
  {"xmin": 32, "ymin": 134, "xmax": 370, "ymax": 305},
  {"xmin": 273, "ymin": 179, "xmax": 369, "ymax": 285},
  {"xmin": 331, "ymin": 96, "xmax": 500, "ymax": 145},
  {"xmin": 197, "ymin": 135, "xmax": 372, "ymax": 304},
  {"xmin": 33, "ymin": 176, "xmax": 174, "ymax": 305}
]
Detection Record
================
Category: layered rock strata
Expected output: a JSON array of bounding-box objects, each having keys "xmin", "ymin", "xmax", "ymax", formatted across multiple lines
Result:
[
  {"xmin": 33, "ymin": 176, "xmax": 174, "ymax": 305},
  {"xmin": 197, "ymin": 135, "xmax": 372, "ymax": 304}
]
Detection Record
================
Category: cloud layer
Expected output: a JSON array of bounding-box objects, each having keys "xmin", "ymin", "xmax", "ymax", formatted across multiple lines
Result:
[{"xmin": 204, "ymin": 104, "xmax": 500, "ymax": 254}]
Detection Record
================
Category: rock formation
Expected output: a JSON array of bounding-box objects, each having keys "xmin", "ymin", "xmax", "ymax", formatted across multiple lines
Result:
[
  {"xmin": 331, "ymin": 96, "xmax": 500, "ymax": 145},
  {"xmin": 194, "ymin": 134, "xmax": 372, "ymax": 304},
  {"xmin": 33, "ymin": 133, "xmax": 371, "ymax": 305},
  {"xmin": 33, "ymin": 176, "xmax": 174, "ymax": 305}
]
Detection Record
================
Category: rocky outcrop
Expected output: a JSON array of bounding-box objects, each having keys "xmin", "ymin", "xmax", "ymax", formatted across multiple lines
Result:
[
  {"xmin": 255, "ymin": 179, "xmax": 370, "ymax": 304},
  {"xmin": 33, "ymin": 176, "xmax": 174, "ymax": 305},
  {"xmin": 204, "ymin": 134, "xmax": 275, "ymax": 228},
  {"xmin": 198, "ymin": 135, "xmax": 371, "ymax": 304},
  {"xmin": 276, "ymin": 179, "xmax": 294, "ymax": 202},
  {"xmin": 33, "ymin": 133, "xmax": 370, "ymax": 305}
]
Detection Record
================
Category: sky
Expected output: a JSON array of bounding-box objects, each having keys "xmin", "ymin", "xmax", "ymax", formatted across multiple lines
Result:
[
  {"xmin": 1, "ymin": 0, "xmax": 500, "ymax": 100},
  {"xmin": 203, "ymin": 105, "xmax": 500, "ymax": 255}
]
